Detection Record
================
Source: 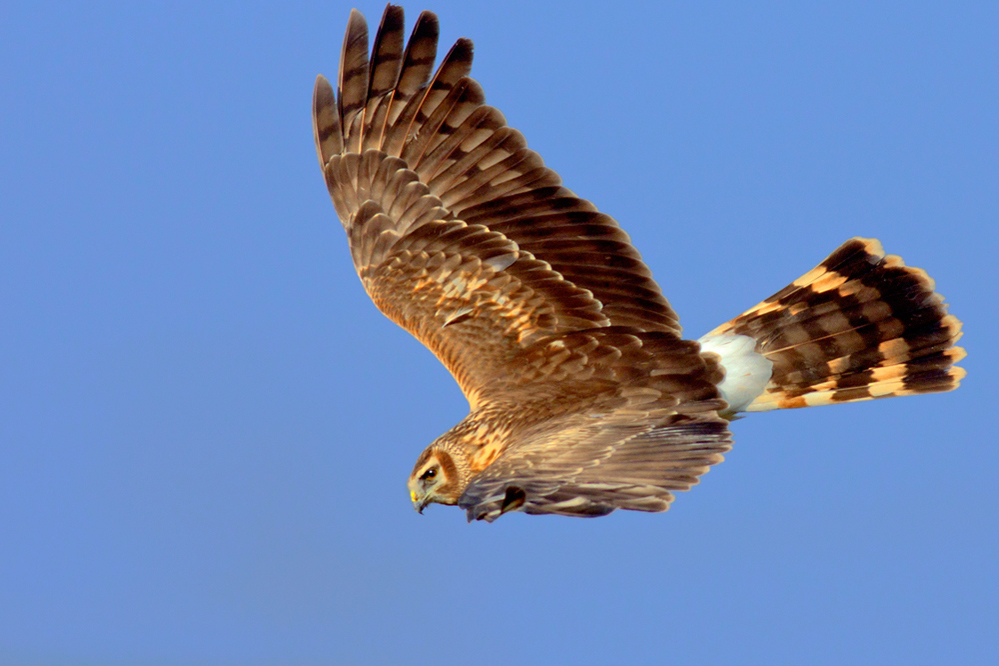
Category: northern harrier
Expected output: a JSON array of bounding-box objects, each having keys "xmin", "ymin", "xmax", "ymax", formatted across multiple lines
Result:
[{"xmin": 312, "ymin": 6, "xmax": 965, "ymax": 522}]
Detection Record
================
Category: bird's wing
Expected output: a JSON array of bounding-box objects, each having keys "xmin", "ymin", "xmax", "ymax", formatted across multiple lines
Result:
[
  {"xmin": 314, "ymin": 7, "xmax": 681, "ymax": 407},
  {"xmin": 456, "ymin": 328, "xmax": 732, "ymax": 521},
  {"xmin": 460, "ymin": 417, "xmax": 732, "ymax": 522}
]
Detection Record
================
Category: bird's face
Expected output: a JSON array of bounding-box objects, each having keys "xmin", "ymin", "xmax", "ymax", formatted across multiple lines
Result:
[{"xmin": 407, "ymin": 448, "xmax": 460, "ymax": 512}]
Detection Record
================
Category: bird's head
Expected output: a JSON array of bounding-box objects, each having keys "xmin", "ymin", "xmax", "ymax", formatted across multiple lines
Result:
[{"xmin": 407, "ymin": 445, "xmax": 468, "ymax": 513}]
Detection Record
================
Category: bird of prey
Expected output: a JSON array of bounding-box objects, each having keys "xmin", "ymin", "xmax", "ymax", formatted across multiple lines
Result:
[{"xmin": 312, "ymin": 6, "xmax": 965, "ymax": 522}]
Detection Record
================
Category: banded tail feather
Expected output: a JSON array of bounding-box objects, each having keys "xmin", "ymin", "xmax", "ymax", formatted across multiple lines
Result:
[{"xmin": 701, "ymin": 238, "xmax": 965, "ymax": 415}]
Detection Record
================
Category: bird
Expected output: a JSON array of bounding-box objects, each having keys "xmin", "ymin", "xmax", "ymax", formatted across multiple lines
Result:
[{"xmin": 311, "ymin": 5, "xmax": 966, "ymax": 522}]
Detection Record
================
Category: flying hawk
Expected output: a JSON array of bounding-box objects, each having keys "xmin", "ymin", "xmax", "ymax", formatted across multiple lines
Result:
[{"xmin": 312, "ymin": 6, "xmax": 965, "ymax": 522}]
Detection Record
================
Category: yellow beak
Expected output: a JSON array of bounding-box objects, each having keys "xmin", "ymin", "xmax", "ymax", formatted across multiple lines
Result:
[{"xmin": 409, "ymin": 488, "xmax": 429, "ymax": 514}]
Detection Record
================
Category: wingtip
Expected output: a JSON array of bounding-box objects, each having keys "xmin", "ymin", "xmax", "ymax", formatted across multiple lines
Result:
[
  {"xmin": 379, "ymin": 4, "xmax": 405, "ymax": 26},
  {"xmin": 449, "ymin": 36, "xmax": 475, "ymax": 65},
  {"xmin": 339, "ymin": 7, "xmax": 371, "ymax": 111},
  {"xmin": 415, "ymin": 9, "xmax": 440, "ymax": 32}
]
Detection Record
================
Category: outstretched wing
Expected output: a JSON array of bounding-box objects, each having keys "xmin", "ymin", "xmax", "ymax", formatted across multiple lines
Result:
[
  {"xmin": 456, "ymin": 328, "xmax": 733, "ymax": 521},
  {"xmin": 460, "ymin": 417, "xmax": 732, "ymax": 522},
  {"xmin": 313, "ymin": 6, "xmax": 681, "ymax": 407}
]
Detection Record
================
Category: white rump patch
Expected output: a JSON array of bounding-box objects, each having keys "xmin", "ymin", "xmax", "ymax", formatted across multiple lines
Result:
[{"xmin": 697, "ymin": 333, "xmax": 773, "ymax": 416}]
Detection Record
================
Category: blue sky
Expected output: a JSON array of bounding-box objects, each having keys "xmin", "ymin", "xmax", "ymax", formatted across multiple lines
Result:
[{"xmin": 2, "ymin": 2, "xmax": 996, "ymax": 664}]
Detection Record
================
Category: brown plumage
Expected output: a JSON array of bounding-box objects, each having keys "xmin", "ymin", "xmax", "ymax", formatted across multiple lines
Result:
[
  {"xmin": 313, "ymin": 6, "xmax": 965, "ymax": 522},
  {"xmin": 704, "ymin": 238, "xmax": 966, "ymax": 411}
]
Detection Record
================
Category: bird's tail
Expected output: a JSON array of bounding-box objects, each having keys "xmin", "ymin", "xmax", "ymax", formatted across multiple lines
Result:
[{"xmin": 699, "ymin": 238, "xmax": 965, "ymax": 415}]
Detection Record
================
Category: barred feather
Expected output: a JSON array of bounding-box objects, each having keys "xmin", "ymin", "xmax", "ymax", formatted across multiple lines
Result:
[
  {"xmin": 705, "ymin": 238, "xmax": 966, "ymax": 412},
  {"xmin": 312, "ymin": 5, "xmax": 680, "ymax": 340}
]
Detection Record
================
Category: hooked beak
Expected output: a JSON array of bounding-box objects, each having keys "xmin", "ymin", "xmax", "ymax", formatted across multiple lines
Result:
[{"xmin": 410, "ymin": 489, "xmax": 430, "ymax": 514}]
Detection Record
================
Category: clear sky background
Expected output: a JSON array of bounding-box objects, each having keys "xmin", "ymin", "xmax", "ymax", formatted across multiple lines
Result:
[{"xmin": 2, "ymin": 2, "xmax": 996, "ymax": 665}]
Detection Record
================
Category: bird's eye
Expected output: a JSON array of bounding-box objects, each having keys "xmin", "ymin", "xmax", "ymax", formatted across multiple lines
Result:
[{"xmin": 420, "ymin": 467, "xmax": 438, "ymax": 481}]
